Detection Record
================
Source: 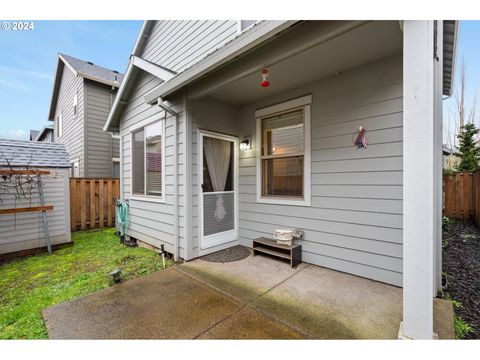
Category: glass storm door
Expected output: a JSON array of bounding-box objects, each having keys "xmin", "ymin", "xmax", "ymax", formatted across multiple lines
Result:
[{"xmin": 199, "ymin": 132, "xmax": 237, "ymax": 250}]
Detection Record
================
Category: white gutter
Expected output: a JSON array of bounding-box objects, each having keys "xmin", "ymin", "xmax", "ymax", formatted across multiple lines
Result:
[
  {"xmin": 131, "ymin": 21, "xmax": 153, "ymax": 57},
  {"xmin": 448, "ymin": 21, "xmax": 460, "ymax": 96},
  {"xmin": 144, "ymin": 20, "xmax": 297, "ymax": 104}
]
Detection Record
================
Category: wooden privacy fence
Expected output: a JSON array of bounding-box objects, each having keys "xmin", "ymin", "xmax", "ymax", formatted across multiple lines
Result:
[
  {"xmin": 70, "ymin": 178, "xmax": 120, "ymax": 231},
  {"xmin": 443, "ymin": 171, "xmax": 480, "ymax": 227}
]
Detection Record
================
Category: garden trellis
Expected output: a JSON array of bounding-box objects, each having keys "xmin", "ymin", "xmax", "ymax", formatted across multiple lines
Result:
[
  {"xmin": 0, "ymin": 140, "xmax": 71, "ymax": 258},
  {"xmin": 0, "ymin": 154, "xmax": 54, "ymax": 254}
]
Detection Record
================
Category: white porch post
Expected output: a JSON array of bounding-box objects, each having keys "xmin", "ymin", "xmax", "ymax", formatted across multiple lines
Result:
[{"xmin": 401, "ymin": 20, "xmax": 438, "ymax": 339}]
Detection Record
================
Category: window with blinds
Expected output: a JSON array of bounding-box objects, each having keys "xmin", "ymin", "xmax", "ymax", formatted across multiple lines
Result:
[
  {"xmin": 261, "ymin": 109, "xmax": 304, "ymax": 198},
  {"xmin": 132, "ymin": 120, "xmax": 163, "ymax": 197}
]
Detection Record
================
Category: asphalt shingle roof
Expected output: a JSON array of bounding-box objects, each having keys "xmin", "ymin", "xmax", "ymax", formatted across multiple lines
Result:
[
  {"xmin": 0, "ymin": 140, "xmax": 70, "ymax": 168},
  {"xmin": 60, "ymin": 53, "xmax": 124, "ymax": 85}
]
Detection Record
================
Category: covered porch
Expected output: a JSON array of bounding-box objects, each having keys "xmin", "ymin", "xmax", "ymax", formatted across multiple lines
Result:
[{"xmin": 148, "ymin": 20, "xmax": 453, "ymax": 339}]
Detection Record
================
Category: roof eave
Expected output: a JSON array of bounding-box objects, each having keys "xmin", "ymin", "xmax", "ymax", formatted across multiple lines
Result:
[
  {"xmin": 79, "ymin": 72, "xmax": 121, "ymax": 88},
  {"xmin": 47, "ymin": 55, "xmax": 67, "ymax": 121},
  {"xmin": 103, "ymin": 57, "xmax": 176, "ymax": 133},
  {"xmin": 131, "ymin": 20, "xmax": 155, "ymax": 57},
  {"xmin": 447, "ymin": 21, "xmax": 459, "ymax": 97},
  {"xmin": 143, "ymin": 20, "xmax": 297, "ymax": 104}
]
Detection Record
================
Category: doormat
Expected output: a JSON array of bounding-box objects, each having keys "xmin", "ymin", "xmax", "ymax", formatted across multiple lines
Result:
[{"xmin": 201, "ymin": 245, "xmax": 251, "ymax": 263}]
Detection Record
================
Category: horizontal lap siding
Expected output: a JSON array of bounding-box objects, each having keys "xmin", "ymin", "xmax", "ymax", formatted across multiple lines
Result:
[
  {"xmin": 140, "ymin": 20, "xmax": 238, "ymax": 73},
  {"xmin": 237, "ymin": 55, "xmax": 403, "ymax": 286},
  {"xmin": 0, "ymin": 168, "xmax": 71, "ymax": 254},
  {"xmin": 54, "ymin": 66, "xmax": 85, "ymax": 175},
  {"xmin": 85, "ymin": 81, "xmax": 117, "ymax": 178},
  {"xmin": 120, "ymin": 71, "xmax": 185, "ymax": 256}
]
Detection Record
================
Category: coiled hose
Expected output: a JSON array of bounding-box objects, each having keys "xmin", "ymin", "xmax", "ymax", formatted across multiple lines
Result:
[{"xmin": 116, "ymin": 201, "xmax": 129, "ymax": 236}]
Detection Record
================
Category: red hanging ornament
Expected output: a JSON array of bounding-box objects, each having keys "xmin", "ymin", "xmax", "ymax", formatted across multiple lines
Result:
[{"xmin": 260, "ymin": 68, "xmax": 270, "ymax": 87}]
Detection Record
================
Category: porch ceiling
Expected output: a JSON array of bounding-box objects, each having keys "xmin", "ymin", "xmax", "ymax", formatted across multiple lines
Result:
[{"xmin": 192, "ymin": 21, "xmax": 402, "ymax": 106}]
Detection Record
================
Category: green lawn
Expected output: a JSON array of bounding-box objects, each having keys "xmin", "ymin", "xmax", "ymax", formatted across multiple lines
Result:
[{"xmin": 0, "ymin": 229, "xmax": 173, "ymax": 339}]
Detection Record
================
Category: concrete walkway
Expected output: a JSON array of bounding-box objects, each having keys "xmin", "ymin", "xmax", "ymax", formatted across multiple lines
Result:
[{"xmin": 43, "ymin": 255, "xmax": 455, "ymax": 339}]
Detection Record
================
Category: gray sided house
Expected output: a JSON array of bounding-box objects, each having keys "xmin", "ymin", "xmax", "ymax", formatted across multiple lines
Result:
[
  {"xmin": 105, "ymin": 20, "xmax": 458, "ymax": 339},
  {"xmin": 0, "ymin": 140, "xmax": 71, "ymax": 256},
  {"xmin": 48, "ymin": 54, "xmax": 123, "ymax": 178}
]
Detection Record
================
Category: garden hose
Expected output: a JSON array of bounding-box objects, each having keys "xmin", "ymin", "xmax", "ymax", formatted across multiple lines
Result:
[{"xmin": 116, "ymin": 201, "xmax": 129, "ymax": 236}]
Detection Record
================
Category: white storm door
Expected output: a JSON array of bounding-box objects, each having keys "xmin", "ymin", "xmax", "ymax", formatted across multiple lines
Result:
[{"xmin": 199, "ymin": 131, "xmax": 238, "ymax": 250}]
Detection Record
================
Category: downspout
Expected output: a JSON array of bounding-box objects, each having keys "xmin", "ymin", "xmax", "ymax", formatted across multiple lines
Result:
[
  {"xmin": 157, "ymin": 98, "xmax": 179, "ymax": 261},
  {"xmin": 173, "ymin": 108, "xmax": 179, "ymax": 261}
]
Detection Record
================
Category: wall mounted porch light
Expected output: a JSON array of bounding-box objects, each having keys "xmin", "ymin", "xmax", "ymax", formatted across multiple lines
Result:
[{"xmin": 240, "ymin": 136, "xmax": 251, "ymax": 151}]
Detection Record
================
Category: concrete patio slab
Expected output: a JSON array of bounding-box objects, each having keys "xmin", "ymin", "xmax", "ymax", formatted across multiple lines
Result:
[
  {"xmin": 252, "ymin": 265, "xmax": 403, "ymax": 339},
  {"xmin": 43, "ymin": 268, "xmax": 243, "ymax": 339},
  {"xmin": 43, "ymin": 254, "xmax": 455, "ymax": 339},
  {"xmin": 199, "ymin": 307, "xmax": 305, "ymax": 339},
  {"xmin": 179, "ymin": 255, "xmax": 308, "ymax": 303}
]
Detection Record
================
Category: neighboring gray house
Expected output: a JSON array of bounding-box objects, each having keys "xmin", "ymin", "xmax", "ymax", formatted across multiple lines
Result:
[
  {"xmin": 104, "ymin": 20, "xmax": 458, "ymax": 339},
  {"xmin": 33, "ymin": 125, "xmax": 54, "ymax": 142},
  {"xmin": 0, "ymin": 140, "xmax": 71, "ymax": 257},
  {"xmin": 29, "ymin": 129, "xmax": 39, "ymax": 141},
  {"xmin": 48, "ymin": 53, "xmax": 123, "ymax": 178}
]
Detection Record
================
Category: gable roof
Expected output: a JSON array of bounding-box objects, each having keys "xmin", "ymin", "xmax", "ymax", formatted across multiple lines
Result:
[
  {"xmin": 29, "ymin": 130, "xmax": 39, "ymax": 141},
  {"xmin": 103, "ymin": 56, "xmax": 176, "ymax": 132},
  {"xmin": 34, "ymin": 125, "xmax": 54, "ymax": 141},
  {"xmin": 105, "ymin": 20, "xmax": 459, "ymax": 132},
  {"xmin": 103, "ymin": 20, "xmax": 292, "ymax": 132},
  {"xmin": 0, "ymin": 140, "xmax": 70, "ymax": 168},
  {"xmin": 48, "ymin": 53, "xmax": 124, "ymax": 120}
]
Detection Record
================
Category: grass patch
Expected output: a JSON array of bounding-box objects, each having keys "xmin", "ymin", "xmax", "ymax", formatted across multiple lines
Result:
[{"xmin": 0, "ymin": 229, "xmax": 173, "ymax": 339}]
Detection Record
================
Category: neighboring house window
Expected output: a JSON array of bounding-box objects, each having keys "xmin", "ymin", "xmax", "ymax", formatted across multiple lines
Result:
[
  {"xmin": 73, "ymin": 94, "xmax": 78, "ymax": 117},
  {"xmin": 238, "ymin": 20, "xmax": 257, "ymax": 33},
  {"xmin": 57, "ymin": 112, "xmax": 63, "ymax": 138},
  {"xmin": 112, "ymin": 159, "xmax": 120, "ymax": 178},
  {"xmin": 132, "ymin": 120, "xmax": 164, "ymax": 198},
  {"xmin": 71, "ymin": 159, "xmax": 79, "ymax": 177},
  {"xmin": 256, "ymin": 95, "xmax": 311, "ymax": 206}
]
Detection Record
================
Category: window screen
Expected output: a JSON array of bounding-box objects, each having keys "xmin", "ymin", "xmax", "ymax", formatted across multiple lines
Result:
[
  {"xmin": 145, "ymin": 122, "xmax": 162, "ymax": 195},
  {"xmin": 261, "ymin": 109, "xmax": 304, "ymax": 198},
  {"xmin": 132, "ymin": 129, "xmax": 145, "ymax": 195},
  {"xmin": 131, "ymin": 121, "xmax": 163, "ymax": 197}
]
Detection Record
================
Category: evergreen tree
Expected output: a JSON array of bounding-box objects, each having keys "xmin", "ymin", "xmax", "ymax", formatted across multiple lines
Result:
[{"xmin": 454, "ymin": 122, "xmax": 480, "ymax": 171}]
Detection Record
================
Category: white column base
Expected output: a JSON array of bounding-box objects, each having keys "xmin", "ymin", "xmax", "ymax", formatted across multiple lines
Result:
[{"xmin": 398, "ymin": 322, "xmax": 438, "ymax": 340}]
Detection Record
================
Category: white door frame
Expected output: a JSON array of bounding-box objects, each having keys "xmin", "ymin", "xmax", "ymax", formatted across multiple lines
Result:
[
  {"xmin": 197, "ymin": 130, "xmax": 239, "ymax": 255},
  {"xmin": 197, "ymin": 129, "xmax": 239, "ymax": 252}
]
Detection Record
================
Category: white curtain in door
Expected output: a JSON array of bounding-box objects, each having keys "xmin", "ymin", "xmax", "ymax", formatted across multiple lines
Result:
[{"xmin": 204, "ymin": 137, "xmax": 231, "ymax": 221}]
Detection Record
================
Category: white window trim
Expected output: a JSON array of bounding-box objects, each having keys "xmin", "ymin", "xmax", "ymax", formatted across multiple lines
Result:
[
  {"xmin": 129, "ymin": 113, "xmax": 166, "ymax": 203},
  {"xmin": 112, "ymin": 157, "xmax": 120, "ymax": 162},
  {"xmin": 57, "ymin": 112, "xmax": 63, "ymax": 138},
  {"xmin": 70, "ymin": 158, "xmax": 80, "ymax": 177},
  {"xmin": 73, "ymin": 94, "xmax": 78, "ymax": 118},
  {"xmin": 255, "ymin": 95, "xmax": 312, "ymax": 207}
]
